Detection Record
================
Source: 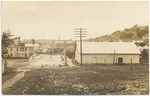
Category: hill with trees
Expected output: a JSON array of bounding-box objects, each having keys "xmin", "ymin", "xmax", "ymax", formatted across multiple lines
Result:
[{"xmin": 85, "ymin": 24, "xmax": 149, "ymax": 45}]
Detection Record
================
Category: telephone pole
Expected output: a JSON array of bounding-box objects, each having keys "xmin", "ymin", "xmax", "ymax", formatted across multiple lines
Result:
[
  {"xmin": 64, "ymin": 40, "xmax": 67, "ymax": 66},
  {"xmin": 74, "ymin": 28, "xmax": 87, "ymax": 67}
]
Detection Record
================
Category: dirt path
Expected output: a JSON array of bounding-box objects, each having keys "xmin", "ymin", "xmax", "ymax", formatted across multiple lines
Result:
[{"xmin": 2, "ymin": 71, "xmax": 25, "ymax": 90}]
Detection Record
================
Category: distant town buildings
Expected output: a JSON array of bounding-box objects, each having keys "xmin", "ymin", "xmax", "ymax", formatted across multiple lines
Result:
[
  {"xmin": 46, "ymin": 40, "xmax": 75, "ymax": 53},
  {"xmin": 25, "ymin": 43, "xmax": 40, "ymax": 52},
  {"xmin": 55, "ymin": 41, "xmax": 74, "ymax": 48}
]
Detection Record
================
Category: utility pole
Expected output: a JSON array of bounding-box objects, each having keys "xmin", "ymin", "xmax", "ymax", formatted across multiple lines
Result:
[
  {"xmin": 130, "ymin": 59, "xmax": 132, "ymax": 70},
  {"xmin": 74, "ymin": 28, "xmax": 87, "ymax": 67},
  {"xmin": 113, "ymin": 50, "xmax": 116, "ymax": 66},
  {"xmin": 104, "ymin": 59, "xmax": 106, "ymax": 66},
  {"xmin": 64, "ymin": 40, "xmax": 67, "ymax": 66}
]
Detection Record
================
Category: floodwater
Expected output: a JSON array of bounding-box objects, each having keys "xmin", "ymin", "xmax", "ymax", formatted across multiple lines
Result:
[{"xmin": 6, "ymin": 54, "xmax": 64, "ymax": 71}]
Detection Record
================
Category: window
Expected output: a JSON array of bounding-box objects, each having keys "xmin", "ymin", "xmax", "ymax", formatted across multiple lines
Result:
[
  {"xmin": 25, "ymin": 48, "xmax": 27, "ymax": 51},
  {"xmin": 20, "ymin": 48, "xmax": 24, "ymax": 52},
  {"xmin": 16, "ymin": 48, "xmax": 18, "ymax": 51},
  {"xmin": 11, "ymin": 48, "xmax": 12, "ymax": 51}
]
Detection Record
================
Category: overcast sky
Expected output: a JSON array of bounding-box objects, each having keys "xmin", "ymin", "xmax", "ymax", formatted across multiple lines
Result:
[{"xmin": 2, "ymin": 1, "xmax": 149, "ymax": 40}]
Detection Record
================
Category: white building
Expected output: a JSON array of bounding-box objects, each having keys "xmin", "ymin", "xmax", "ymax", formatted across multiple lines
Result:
[
  {"xmin": 7, "ymin": 44, "xmax": 34, "ymax": 58},
  {"xmin": 25, "ymin": 43, "xmax": 40, "ymax": 52},
  {"xmin": 75, "ymin": 42, "xmax": 141, "ymax": 64},
  {"xmin": 132, "ymin": 40, "xmax": 144, "ymax": 43}
]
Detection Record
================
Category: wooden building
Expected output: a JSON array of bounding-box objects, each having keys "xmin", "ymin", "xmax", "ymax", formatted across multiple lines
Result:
[{"xmin": 75, "ymin": 42, "xmax": 141, "ymax": 64}]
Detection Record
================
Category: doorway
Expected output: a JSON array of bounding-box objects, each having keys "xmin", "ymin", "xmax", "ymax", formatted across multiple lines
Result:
[{"xmin": 118, "ymin": 58, "xmax": 123, "ymax": 64}]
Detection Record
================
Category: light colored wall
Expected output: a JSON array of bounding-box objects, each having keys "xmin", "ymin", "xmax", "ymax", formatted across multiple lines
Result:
[
  {"xmin": 8, "ymin": 47, "xmax": 17, "ymax": 57},
  {"xmin": 26, "ymin": 47, "xmax": 33, "ymax": 57},
  {"xmin": 75, "ymin": 52, "xmax": 140, "ymax": 64},
  {"xmin": 75, "ymin": 48, "xmax": 81, "ymax": 63},
  {"xmin": 18, "ymin": 53, "xmax": 26, "ymax": 57},
  {"xmin": 7, "ymin": 47, "xmax": 33, "ymax": 58}
]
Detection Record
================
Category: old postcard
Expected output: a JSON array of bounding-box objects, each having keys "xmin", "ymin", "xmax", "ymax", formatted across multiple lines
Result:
[{"xmin": 1, "ymin": 1, "xmax": 149, "ymax": 95}]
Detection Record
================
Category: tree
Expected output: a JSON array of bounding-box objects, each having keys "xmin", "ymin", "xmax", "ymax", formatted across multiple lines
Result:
[
  {"xmin": 143, "ymin": 39, "xmax": 149, "ymax": 46},
  {"xmin": 140, "ymin": 43, "xmax": 145, "ymax": 47},
  {"xmin": 2, "ymin": 30, "xmax": 14, "ymax": 56},
  {"xmin": 141, "ymin": 49, "xmax": 149, "ymax": 63},
  {"xmin": 31, "ymin": 39, "xmax": 36, "ymax": 45},
  {"xmin": 31, "ymin": 39, "xmax": 36, "ymax": 54},
  {"xmin": 137, "ymin": 28, "xmax": 148, "ymax": 38}
]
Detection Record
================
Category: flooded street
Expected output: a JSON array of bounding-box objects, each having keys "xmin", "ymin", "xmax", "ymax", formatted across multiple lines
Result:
[{"xmin": 6, "ymin": 54, "xmax": 64, "ymax": 71}]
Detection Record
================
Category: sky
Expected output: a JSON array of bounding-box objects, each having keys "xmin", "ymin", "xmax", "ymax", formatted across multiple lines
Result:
[{"xmin": 1, "ymin": 1, "xmax": 149, "ymax": 40}]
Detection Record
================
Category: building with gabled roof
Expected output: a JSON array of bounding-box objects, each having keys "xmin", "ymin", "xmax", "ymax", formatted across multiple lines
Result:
[{"xmin": 75, "ymin": 42, "xmax": 141, "ymax": 64}]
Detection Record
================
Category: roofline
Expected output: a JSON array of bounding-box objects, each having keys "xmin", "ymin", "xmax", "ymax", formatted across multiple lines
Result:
[
  {"xmin": 8, "ymin": 46, "xmax": 33, "ymax": 48},
  {"xmin": 80, "ymin": 53, "xmax": 141, "ymax": 55}
]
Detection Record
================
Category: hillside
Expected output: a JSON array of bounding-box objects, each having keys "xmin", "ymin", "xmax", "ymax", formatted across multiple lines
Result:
[{"xmin": 86, "ymin": 25, "xmax": 149, "ymax": 44}]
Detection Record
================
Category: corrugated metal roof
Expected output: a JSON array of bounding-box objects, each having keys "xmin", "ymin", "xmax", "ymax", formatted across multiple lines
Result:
[{"xmin": 76, "ymin": 42, "xmax": 141, "ymax": 54}]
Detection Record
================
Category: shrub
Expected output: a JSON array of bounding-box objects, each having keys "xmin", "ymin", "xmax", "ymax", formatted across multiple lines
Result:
[{"xmin": 120, "ymin": 33, "xmax": 133, "ymax": 39}]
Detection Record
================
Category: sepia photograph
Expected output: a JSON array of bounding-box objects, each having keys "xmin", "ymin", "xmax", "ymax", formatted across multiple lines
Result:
[{"xmin": 1, "ymin": 1, "xmax": 149, "ymax": 95}]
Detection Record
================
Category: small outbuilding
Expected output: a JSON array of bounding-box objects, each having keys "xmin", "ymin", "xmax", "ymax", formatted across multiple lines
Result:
[{"xmin": 75, "ymin": 42, "xmax": 141, "ymax": 64}]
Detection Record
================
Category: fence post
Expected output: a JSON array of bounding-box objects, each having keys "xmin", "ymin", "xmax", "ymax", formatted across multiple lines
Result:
[
  {"xmin": 115, "ymin": 59, "xmax": 117, "ymax": 68},
  {"xmin": 104, "ymin": 59, "xmax": 106, "ymax": 66},
  {"xmin": 130, "ymin": 59, "xmax": 132, "ymax": 70}
]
